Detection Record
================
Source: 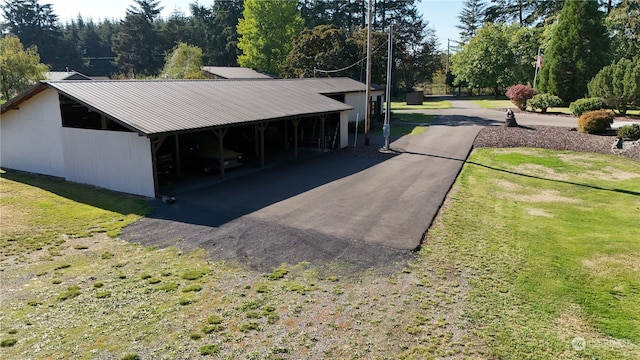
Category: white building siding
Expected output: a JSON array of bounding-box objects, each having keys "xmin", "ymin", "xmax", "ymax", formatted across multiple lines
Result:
[
  {"xmin": 340, "ymin": 111, "xmax": 349, "ymax": 148},
  {"xmin": 344, "ymin": 91, "xmax": 384, "ymax": 123},
  {"xmin": 0, "ymin": 89, "xmax": 65, "ymax": 177},
  {"xmin": 61, "ymin": 128, "xmax": 155, "ymax": 197}
]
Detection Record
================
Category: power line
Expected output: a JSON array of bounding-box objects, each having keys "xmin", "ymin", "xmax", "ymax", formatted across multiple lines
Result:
[{"xmin": 313, "ymin": 41, "xmax": 387, "ymax": 76}]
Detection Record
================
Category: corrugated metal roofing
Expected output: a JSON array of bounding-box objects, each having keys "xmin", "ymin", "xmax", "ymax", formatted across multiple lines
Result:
[
  {"xmin": 201, "ymin": 66, "xmax": 274, "ymax": 79},
  {"xmin": 46, "ymin": 79, "xmax": 356, "ymax": 136},
  {"xmin": 45, "ymin": 71, "xmax": 91, "ymax": 80}
]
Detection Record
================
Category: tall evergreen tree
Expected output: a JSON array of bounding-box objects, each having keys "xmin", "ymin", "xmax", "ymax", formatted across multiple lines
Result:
[
  {"xmin": 237, "ymin": 0, "xmax": 303, "ymax": 75},
  {"xmin": 85, "ymin": 19, "xmax": 119, "ymax": 76},
  {"xmin": 457, "ymin": 0, "xmax": 486, "ymax": 43},
  {"xmin": 113, "ymin": 0, "xmax": 164, "ymax": 77},
  {"xmin": 606, "ymin": 0, "xmax": 640, "ymax": 60},
  {"xmin": 537, "ymin": 0, "xmax": 610, "ymax": 102},
  {"xmin": 210, "ymin": 0, "xmax": 244, "ymax": 66}
]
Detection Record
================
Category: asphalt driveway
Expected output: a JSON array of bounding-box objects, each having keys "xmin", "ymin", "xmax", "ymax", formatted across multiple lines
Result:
[{"xmin": 121, "ymin": 100, "xmax": 493, "ymax": 271}]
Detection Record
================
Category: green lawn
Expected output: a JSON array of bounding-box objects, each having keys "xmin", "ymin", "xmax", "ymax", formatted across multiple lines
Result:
[
  {"xmin": 392, "ymin": 112, "xmax": 435, "ymax": 123},
  {"xmin": 388, "ymin": 100, "xmax": 452, "ymax": 110},
  {"xmin": 1, "ymin": 149, "xmax": 638, "ymax": 359},
  {"xmin": 472, "ymin": 98, "xmax": 516, "ymax": 109},
  {"xmin": 424, "ymin": 148, "xmax": 640, "ymax": 358},
  {"xmin": 371, "ymin": 123, "xmax": 427, "ymax": 137}
]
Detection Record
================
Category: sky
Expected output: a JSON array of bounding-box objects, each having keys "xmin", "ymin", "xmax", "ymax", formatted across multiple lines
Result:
[{"xmin": 41, "ymin": 0, "xmax": 463, "ymax": 50}]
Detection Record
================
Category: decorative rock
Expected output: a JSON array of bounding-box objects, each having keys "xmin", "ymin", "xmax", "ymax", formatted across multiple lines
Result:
[
  {"xmin": 161, "ymin": 195, "xmax": 176, "ymax": 204},
  {"xmin": 612, "ymin": 138, "xmax": 623, "ymax": 149},
  {"xmin": 505, "ymin": 109, "xmax": 518, "ymax": 127}
]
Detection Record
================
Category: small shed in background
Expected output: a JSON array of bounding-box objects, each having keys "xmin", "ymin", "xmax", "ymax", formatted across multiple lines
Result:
[{"xmin": 405, "ymin": 91, "xmax": 424, "ymax": 105}]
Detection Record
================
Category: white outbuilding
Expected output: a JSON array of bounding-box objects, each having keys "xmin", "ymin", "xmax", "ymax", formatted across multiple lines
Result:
[{"xmin": 1, "ymin": 78, "xmax": 379, "ymax": 197}]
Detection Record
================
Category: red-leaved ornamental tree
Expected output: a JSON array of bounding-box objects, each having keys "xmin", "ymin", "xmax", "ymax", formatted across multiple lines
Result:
[{"xmin": 506, "ymin": 84, "xmax": 536, "ymax": 110}]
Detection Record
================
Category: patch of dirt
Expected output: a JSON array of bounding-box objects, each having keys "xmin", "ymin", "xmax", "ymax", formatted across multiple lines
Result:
[
  {"xmin": 582, "ymin": 253, "xmax": 640, "ymax": 275},
  {"xmin": 493, "ymin": 179, "xmax": 522, "ymax": 191},
  {"xmin": 527, "ymin": 208, "xmax": 554, "ymax": 217},
  {"xmin": 555, "ymin": 305, "xmax": 640, "ymax": 356},
  {"xmin": 508, "ymin": 189, "xmax": 582, "ymax": 204},
  {"xmin": 514, "ymin": 164, "xmax": 570, "ymax": 181},
  {"xmin": 583, "ymin": 166, "xmax": 640, "ymax": 181}
]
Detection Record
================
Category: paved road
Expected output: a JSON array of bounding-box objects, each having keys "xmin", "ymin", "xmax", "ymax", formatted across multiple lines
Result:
[{"xmin": 121, "ymin": 99, "xmax": 568, "ymax": 271}]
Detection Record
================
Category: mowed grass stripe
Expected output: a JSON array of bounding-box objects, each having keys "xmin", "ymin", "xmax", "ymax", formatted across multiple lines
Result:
[{"xmin": 424, "ymin": 148, "xmax": 639, "ymax": 358}]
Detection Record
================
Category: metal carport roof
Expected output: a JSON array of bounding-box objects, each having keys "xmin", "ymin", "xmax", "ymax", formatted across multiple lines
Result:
[{"xmin": 46, "ymin": 79, "xmax": 357, "ymax": 136}]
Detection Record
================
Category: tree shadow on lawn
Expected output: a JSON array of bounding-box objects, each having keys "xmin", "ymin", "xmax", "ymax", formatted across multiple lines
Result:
[
  {"xmin": 0, "ymin": 170, "xmax": 150, "ymax": 216},
  {"xmin": 466, "ymin": 161, "xmax": 640, "ymax": 197}
]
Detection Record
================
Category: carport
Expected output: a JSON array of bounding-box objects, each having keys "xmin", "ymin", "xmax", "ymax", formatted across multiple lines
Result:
[
  {"xmin": 151, "ymin": 110, "xmax": 345, "ymax": 192},
  {"xmin": 2, "ymin": 79, "xmax": 363, "ymax": 197}
]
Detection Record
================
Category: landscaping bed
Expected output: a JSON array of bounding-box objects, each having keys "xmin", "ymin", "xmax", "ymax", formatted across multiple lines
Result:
[{"xmin": 474, "ymin": 125, "xmax": 640, "ymax": 161}]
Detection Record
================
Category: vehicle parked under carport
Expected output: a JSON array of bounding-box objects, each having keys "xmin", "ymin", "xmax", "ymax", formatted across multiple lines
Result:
[
  {"xmin": 157, "ymin": 131, "xmax": 243, "ymax": 176},
  {"xmin": 180, "ymin": 132, "xmax": 243, "ymax": 173}
]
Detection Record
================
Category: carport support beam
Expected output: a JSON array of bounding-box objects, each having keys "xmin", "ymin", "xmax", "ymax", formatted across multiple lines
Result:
[
  {"xmin": 174, "ymin": 134, "xmax": 182, "ymax": 176},
  {"xmin": 151, "ymin": 135, "xmax": 167, "ymax": 197},
  {"xmin": 291, "ymin": 118, "xmax": 300, "ymax": 160},
  {"xmin": 321, "ymin": 115, "xmax": 326, "ymax": 151},
  {"xmin": 256, "ymin": 122, "xmax": 268, "ymax": 168},
  {"xmin": 212, "ymin": 128, "xmax": 228, "ymax": 179}
]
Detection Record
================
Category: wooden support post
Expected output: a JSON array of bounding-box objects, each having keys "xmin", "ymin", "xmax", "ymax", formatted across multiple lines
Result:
[
  {"xmin": 256, "ymin": 122, "xmax": 268, "ymax": 168},
  {"xmin": 151, "ymin": 135, "xmax": 167, "ymax": 197},
  {"xmin": 212, "ymin": 128, "xmax": 228, "ymax": 178},
  {"xmin": 291, "ymin": 118, "xmax": 300, "ymax": 160},
  {"xmin": 320, "ymin": 115, "xmax": 326, "ymax": 151},
  {"xmin": 100, "ymin": 115, "xmax": 108, "ymax": 130},
  {"xmin": 174, "ymin": 134, "xmax": 182, "ymax": 176}
]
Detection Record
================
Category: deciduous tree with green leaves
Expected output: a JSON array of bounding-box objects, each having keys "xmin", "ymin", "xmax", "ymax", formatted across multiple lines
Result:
[
  {"xmin": 237, "ymin": 0, "xmax": 303, "ymax": 75},
  {"xmin": 606, "ymin": 0, "xmax": 640, "ymax": 61},
  {"xmin": 537, "ymin": 0, "xmax": 610, "ymax": 102},
  {"xmin": 281, "ymin": 25, "xmax": 358, "ymax": 79},
  {"xmin": 160, "ymin": 42, "xmax": 205, "ymax": 79},
  {"xmin": 450, "ymin": 23, "xmax": 539, "ymax": 96},
  {"xmin": 0, "ymin": 35, "xmax": 48, "ymax": 101}
]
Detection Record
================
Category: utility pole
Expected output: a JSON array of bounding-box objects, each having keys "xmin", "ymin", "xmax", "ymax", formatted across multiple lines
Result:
[
  {"xmin": 383, "ymin": 25, "xmax": 393, "ymax": 152},
  {"xmin": 364, "ymin": 0, "xmax": 372, "ymax": 146},
  {"xmin": 445, "ymin": 39, "xmax": 450, "ymax": 95},
  {"xmin": 445, "ymin": 39, "xmax": 462, "ymax": 96}
]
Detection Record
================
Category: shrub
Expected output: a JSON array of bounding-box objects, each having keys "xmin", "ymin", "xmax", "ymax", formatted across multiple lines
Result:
[
  {"xmin": 57, "ymin": 286, "xmax": 81, "ymax": 301},
  {"xmin": 588, "ymin": 57, "xmax": 640, "ymax": 115},
  {"xmin": 120, "ymin": 354, "xmax": 140, "ymax": 360},
  {"xmin": 200, "ymin": 344, "xmax": 221, "ymax": 355},
  {"xmin": 207, "ymin": 314, "xmax": 223, "ymax": 324},
  {"xmin": 570, "ymin": 97, "xmax": 606, "ymax": 116},
  {"xmin": 506, "ymin": 84, "xmax": 536, "ymax": 110},
  {"xmin": 1, "ymin": 338, "xmax": 17, "ymax": 347},
  {"xmin": 527, "ymin": 93, "xmax": 563, "ymax": 113},
  {"xmin": 181, "ymin": 269, "xmax": 208, "ymax": 280},
  {"xmin": 578, "ymin": 110, "xmax": 614, "ymax": 134},
  {"xmin": 617, "ymin": 124, "xmax": 640, "ymax": 140}
]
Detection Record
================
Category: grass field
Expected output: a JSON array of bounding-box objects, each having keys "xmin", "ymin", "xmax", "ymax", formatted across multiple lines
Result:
[
  {"xmin": 392, "ymin": 113, "xmax": 435, "ymax": 124},
  {"xmin": 1, "ymin": 149, "xmax": 638, "ymax": 359},
  {"xmin": 472, "ymin": 98, "xmax": 516, "ymax": 109},
  {"xmin": 389, "ymin": 100, "xmax": 452, "ymax": 110}
]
